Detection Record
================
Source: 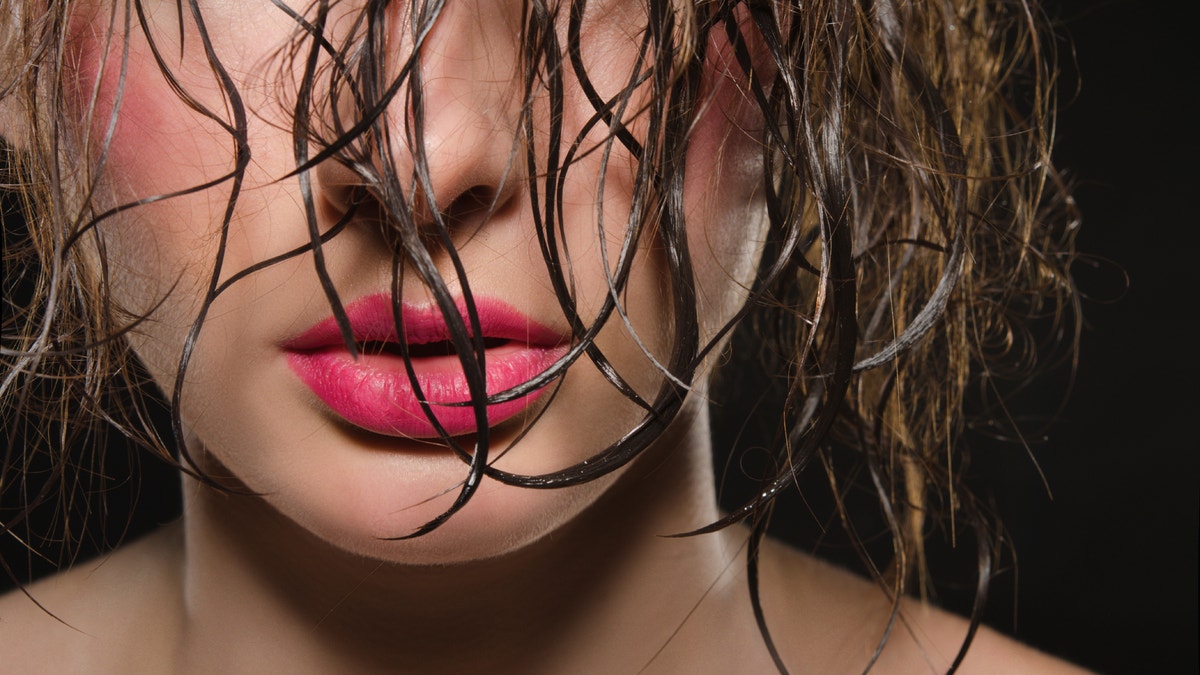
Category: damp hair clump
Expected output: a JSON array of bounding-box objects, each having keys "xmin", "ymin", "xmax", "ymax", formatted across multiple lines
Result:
[{"xmin": 1, "ymin": 0, "xmax": 1079, "ymax": 670}]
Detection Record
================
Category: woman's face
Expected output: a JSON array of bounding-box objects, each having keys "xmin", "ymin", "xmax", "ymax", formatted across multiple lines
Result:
[{"xmin": 58, "ymin": 0, "xmax": 768, "ymax": 563}]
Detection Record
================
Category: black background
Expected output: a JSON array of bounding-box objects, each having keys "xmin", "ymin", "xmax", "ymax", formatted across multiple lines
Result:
[
  {"xmin": 994, "ymin": 1, "xmax": 1198, "ymax": 671},
  {"xmin": 2, "ymin": 1, "xmax": 1197, "ymax": 672}
]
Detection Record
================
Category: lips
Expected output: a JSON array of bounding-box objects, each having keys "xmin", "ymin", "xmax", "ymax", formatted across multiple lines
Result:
[{"xmin": 285, "ymin": 294, "xmax": 569, "ymax": 438}]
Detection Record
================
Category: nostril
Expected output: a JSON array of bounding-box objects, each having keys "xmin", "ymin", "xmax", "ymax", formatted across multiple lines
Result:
[
  {"xmin": 315, "ymin": 157, "xmax": 373, "ymax": 223},
  {"xmin": 315, "ymin": 152, "xmax": 514, "ymax": 241},
  {"xmin": 443, "ymin": 184, "xmax": 500, "ymax": 224}
]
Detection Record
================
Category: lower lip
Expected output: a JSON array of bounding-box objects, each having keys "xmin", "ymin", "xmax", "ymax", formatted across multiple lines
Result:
[{"xmin": 287, "ymin": 343, "xmax": 566, "ymax": 438}]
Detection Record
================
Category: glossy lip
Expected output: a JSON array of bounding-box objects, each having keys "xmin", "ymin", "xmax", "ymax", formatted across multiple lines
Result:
[{"xmin": 285, "ymin": 294, "xmax": 569, "ymax": 438}]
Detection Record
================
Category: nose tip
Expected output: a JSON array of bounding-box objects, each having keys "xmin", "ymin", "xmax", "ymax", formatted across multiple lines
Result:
[
  {"xmin": 314, "ymin": 0, "xmax": 526, "ymax": 235},
  {"xmin": 403, "ymin": 98, "xmax": 525, "ymax": 226},
  {"xmin": 313, "ymin": 110, "xmax": 524, "ymax": 241}
]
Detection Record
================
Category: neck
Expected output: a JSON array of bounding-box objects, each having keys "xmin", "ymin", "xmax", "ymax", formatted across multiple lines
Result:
[{"xmin": 175, "ymin": 404, "xmax": 754, "ymax": 672}]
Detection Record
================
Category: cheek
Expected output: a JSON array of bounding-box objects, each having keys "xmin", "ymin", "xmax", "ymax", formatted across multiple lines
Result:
[
  {"xmin": 61, "ymin": 5, "xmax": 306, "ymax": 353},
  {"xmin": 60, "ymin": 7, "xmax": 298, "ymax": 416},
  {"xmin": 682, "ymin": 18, "xmax": 772, "ymax": 333},
  {"xmin": 63, "ymin": 4, "xmax": 241, "ymax": 318},
  {"xmin": 689, "ymin": 12, "xmax": 771, "ymax": 159},
  {"xmin": 66, "ymin": 5, "xmax": 234, "ymax": 200}
]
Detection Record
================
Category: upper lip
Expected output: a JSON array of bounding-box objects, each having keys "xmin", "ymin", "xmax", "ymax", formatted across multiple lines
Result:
[{"xmin": 283, "ymin": 293, "xmax": 568, "ymax": 352}]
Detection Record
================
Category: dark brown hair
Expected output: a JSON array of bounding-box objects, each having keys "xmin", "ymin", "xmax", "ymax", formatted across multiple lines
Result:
[{"xmin": 1, "ymin": 0, "xmax": 1079, "ymax": 670}]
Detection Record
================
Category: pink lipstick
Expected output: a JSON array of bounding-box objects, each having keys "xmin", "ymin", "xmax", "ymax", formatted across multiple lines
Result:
[{"xmin": 285, "ymin": 294, "xmax": 568, "ymax": 438}]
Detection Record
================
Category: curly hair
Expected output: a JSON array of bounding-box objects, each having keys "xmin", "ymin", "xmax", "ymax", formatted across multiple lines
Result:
[{"xmin": 1, "ymin": 0, "xmax": 1078, "ymax": 669}]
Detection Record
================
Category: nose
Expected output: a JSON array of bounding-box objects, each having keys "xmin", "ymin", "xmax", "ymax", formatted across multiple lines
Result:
[{"xmin": 315, "ymin": 0, "xmax": 526, "ymax": 231}]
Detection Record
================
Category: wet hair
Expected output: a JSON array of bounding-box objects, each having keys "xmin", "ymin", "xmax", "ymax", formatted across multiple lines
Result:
[{"xmin": 1, "ymin": 0, "xmax": 1078, "ymax": 670}]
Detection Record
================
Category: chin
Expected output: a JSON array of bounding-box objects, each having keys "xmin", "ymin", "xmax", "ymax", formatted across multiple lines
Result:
[
  {"xmin": 283, "ymin": 467, "xmax": 613, "ymax": 566},
  {"xmin": 191, "ymin": 407, "xmax": 622, "ymax": 566}
]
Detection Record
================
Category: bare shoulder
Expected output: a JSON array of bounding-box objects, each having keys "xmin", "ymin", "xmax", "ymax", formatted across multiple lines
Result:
[
  {"xmin": 0, "ymin": 522, "xmax": 183, "ymax": 672},
  {"xmin": 755, "ymin": 537, "xmax": 1094, "ymax": 674}
]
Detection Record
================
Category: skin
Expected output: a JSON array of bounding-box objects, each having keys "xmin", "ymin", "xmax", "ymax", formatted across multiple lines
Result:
[{"xmin": 0, "ymin": 1, "xmax": 1094, "ymax": 671}]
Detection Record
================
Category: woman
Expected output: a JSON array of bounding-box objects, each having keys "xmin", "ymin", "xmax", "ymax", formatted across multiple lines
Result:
[{"xmin": 0, "ymin": 0, "xmax": 1088, "ymax": 671}]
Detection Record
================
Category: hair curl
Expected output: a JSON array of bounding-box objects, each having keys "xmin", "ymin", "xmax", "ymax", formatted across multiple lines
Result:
[{"xmin": 1, "ymin": 0, "xmax": 1079, "ymax": 670}]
